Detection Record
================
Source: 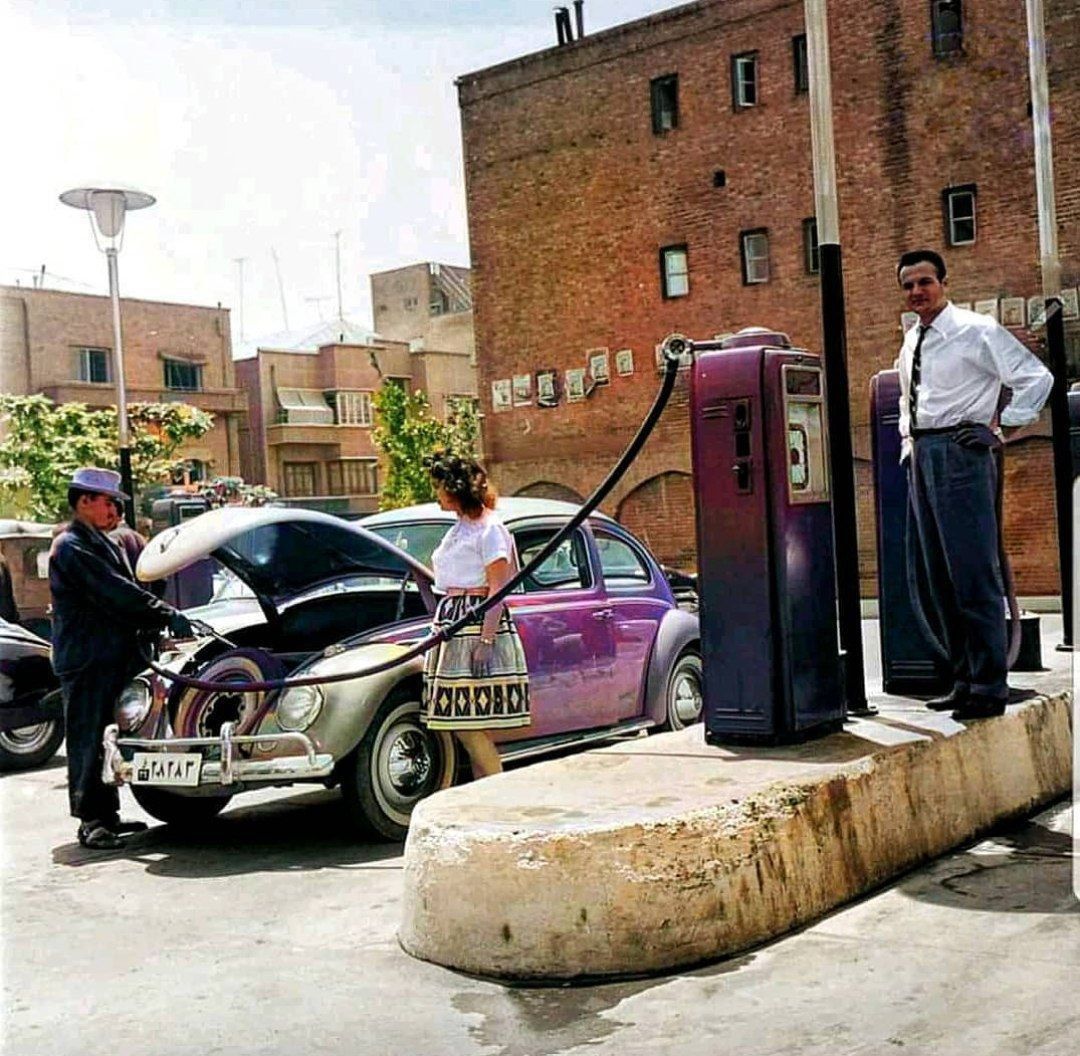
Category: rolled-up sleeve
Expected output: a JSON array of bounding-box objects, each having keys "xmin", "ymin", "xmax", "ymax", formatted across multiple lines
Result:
[{"xmin": 987, "ymin": 327, "xmax": 1054, "ymax": 426}]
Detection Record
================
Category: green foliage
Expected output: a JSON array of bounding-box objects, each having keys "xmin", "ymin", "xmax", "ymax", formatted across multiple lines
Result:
[
  {"xmin": 197, "ymin": 476, "xmax": 278, "ymax": 507},
  {"xmin": 371, "ymin": 384, "xmax": 480, "ymax": 511},
  {"xmin": 0, "ymin": 394, "xmax": 214, "ymax": 522}
]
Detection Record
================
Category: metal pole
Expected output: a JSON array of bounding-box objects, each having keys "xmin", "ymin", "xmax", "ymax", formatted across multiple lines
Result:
[
  {"xmin": 1025, "ymin": 0, "xmax": 1072, "ymax": 648},
  {"xmin": 106, "ymin": 246, "xmax": 135, "ymax": 528},
  {"xmin": 334, "ymin": 230, "xmax": 344, "ymax": 324},
  {"xmin": 805, "ymin": 0, "xmax": 869, "ymax": 714}
]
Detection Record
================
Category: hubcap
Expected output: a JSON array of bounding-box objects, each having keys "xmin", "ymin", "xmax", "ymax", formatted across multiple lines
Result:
[
  {"xmin": 386, "ymin": 728, "xmax": 434, "ymax": 796},
  {"xmin": 672, "ymin": 668, "xmax": 703, "ymax": 725},
  {"xmin": 0, "ymin": 722, "xmax": 57, "ymax": 753}
]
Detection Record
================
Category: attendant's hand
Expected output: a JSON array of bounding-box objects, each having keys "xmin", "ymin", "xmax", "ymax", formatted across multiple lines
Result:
[
  {"xmin": 167, "ymin": 611, "xmax": 195, "ymax": 639},
  {"xmin": 471, "ymin": 640, "xmax": 494, "ymax": 678}
]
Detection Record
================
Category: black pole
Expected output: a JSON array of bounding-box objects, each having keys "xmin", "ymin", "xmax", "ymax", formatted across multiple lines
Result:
[
  {"xmin": 819, "ymin": 242, "xmax": 870, "ymax": 714},
  {"xmin": 1044, "ymin": 298, "xmax": 1073, "ymax": 648},
  {"xmin": 119, "ymin": 446, "xmax": 136, "ymax": 529}
]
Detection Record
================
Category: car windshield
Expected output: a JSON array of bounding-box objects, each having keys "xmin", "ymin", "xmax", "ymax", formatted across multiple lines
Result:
[{"xmin": 366, "ymin": 522, "xmax": 447, "ymax": 568}]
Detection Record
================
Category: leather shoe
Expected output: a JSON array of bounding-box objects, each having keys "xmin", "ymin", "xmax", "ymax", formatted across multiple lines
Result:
[
  {"xmin": 926, "ymin": 685, "xmax": 969, "ymax": 711},
  {"xmin": 952, "ymin": 695, "xmax": 1006, "ymax": 721},
  {"xmin": 108, "ymin": 819, "xmax": 148, "ymax": 835}
]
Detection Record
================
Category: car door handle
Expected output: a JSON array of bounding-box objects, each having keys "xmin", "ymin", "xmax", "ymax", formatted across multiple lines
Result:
[{"xmin": 592, "ymin": 609, "xmax": 613, "ymax": 621}]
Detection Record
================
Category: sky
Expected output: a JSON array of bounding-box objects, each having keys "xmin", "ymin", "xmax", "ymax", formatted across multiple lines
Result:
[{"xmin": 0, "ymin": 0, "xmax": 677, "ymax": 350}]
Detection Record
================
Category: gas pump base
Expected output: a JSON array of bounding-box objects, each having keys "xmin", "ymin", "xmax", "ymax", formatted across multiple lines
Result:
[
  {"xmin": 703, "ymin": 718, "xmax": 845, "ymax": 748},
  {"xmin": 400, "ymin": 690, "xmax": 1070, "ymax": 982}
]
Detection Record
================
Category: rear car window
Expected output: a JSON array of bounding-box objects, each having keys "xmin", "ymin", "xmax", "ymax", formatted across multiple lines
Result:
[{"xmin": 594, "ymin": 531, "xmax": 652, "ymax": 588}]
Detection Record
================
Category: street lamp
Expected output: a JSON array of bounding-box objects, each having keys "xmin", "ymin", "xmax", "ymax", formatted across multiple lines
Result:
[{"xmin": 59, "ymin": 185, "xmax": 156, "ymax": 527}]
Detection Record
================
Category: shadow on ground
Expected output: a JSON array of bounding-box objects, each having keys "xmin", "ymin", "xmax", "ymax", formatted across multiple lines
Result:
[{"xmin": 50, "ymin": 787, "xmax": 401, "ymax": 877}]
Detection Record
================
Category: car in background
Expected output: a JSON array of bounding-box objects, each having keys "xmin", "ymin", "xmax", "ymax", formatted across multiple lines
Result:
[
  {"xmin": 108, "ymin": 500, "xmax": 701, "ymax": 840},
  {"xmin": 0, "ymin": 617, "xmax": 64, "ymax": 771}
]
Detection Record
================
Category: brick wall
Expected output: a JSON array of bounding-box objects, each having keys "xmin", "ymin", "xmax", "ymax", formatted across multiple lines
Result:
[{"xmin": 459, "ymin": 0, "xmax": 1077, "ymax": 595}]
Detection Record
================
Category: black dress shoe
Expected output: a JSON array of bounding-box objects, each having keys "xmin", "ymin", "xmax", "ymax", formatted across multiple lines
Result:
[
  {"xmin": 952, "ymin": 695, "xmax": 1007, "ymax": 721},
  {"xmin": 108, "ymin": 819, "xmax": 148, "ymax": 835},
  {"xmin": 926, "ymin": 685, "xmax": 969, "ymax": 711},
  {"xmin": 77, "ymin": 822, "xmax": 125, "ymax": 850}
]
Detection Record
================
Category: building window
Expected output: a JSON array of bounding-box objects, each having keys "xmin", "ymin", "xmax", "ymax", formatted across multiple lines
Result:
[
  {"xmin": 163, "ymin": 358, "xmax": 203, "ymax": 392},
  {"xmin": 803, "ymin": 217, "xmax": 820, "ymax": 274},
  {"xmin": 282, "ymin": 462, "xmax": 318, "ymax": 498},
  {"xmin": 334, "ymin": 390, "xmax": 373, "ymax": 426},
  {"xmin": 931, "ymin": 0, "xmax": 963, "ymax": 58},
  {"xmin": 660, "ymin": 245, "xmax": 690, "ymax": 299},
  {"xmin": 793, "ymin": 34, "xmax": 809, "ymax": 94},
  {"xmin": 327, "ymin": 459, "xmax": 379, "ymax": 497},
  {"xmin": 76, "ymin": 347, "xmax": 110, "ymax": 384},
  {"xmin": 403, "ymin": 296, "xmax": 419, "ymax": 309},
  {"xmin": 732, "ymin": 52, "xmax": 758, "ymax": 109},
  {"xmin": 650, "ymin": 74, "xmax": 679, "ymax": 134},
  {"xmin": 943, "ymin": 184, "xmax": 977, "ymax": 245},
  {"xmin": 740, "ymin": 229, "xmax": 770, "ymax": 284}
]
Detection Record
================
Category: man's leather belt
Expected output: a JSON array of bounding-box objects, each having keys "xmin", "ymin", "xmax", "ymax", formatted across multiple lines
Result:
[{"xmin": 911, "ymin": 421, "xmax": 984, "ymax": 438}]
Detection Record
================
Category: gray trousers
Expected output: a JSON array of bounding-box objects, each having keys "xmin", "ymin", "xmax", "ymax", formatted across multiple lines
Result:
[{"xmin": 907, "ymin": 432, "xmax": 1008, "ymax": 700}]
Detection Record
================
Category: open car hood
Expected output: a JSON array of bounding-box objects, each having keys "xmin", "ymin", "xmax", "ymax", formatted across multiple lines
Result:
[{"xmin": 137, "ymin": 506, "xmax": 434, "ymax": 607}]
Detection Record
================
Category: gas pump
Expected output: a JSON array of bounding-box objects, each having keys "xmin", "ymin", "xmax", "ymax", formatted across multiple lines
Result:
[
  {"xmin": 673, "ymin": 328, "xmax": 845, "ymax": 745},
  {"xmin": 149, "ymin": 494, "xmax": 214, "ymax": 610}
]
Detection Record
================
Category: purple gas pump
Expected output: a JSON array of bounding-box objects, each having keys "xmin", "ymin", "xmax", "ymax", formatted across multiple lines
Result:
[{"xmin": 678, "ymin": 328, "xmax": 845, "ymax": 744}]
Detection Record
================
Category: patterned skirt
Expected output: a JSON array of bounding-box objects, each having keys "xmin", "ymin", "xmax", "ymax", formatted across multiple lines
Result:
[{"xmin": 421, "ymin": 594, "xmax": 531, "ymax": 731}]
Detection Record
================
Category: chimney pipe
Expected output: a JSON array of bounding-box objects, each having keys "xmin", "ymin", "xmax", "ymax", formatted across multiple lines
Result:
[
  {"xmin": 555, "ymin": 7, "xmax": 572, "ymax": 45},
  {"xmin": 573, "ymin": 0, "xmax": 585, "ymax": 39}
]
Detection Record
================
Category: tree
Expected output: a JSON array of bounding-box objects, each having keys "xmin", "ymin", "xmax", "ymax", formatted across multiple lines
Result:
[
  {"xmin": 0, "ymin": 395, "xmax": 214, "ymax": 522},
  {"xmin": 371, "ymin": 384, "xmax": 481, "ymax": 510}
]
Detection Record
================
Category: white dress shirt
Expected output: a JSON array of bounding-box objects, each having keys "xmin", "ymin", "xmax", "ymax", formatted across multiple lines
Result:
[
  {"xmin": 896, "ymin": 301, "xmax": 1053, "ymax": 461},
  {"xmin": 430, "ymin": 510, "xmax": 513, "ymax": 592}
]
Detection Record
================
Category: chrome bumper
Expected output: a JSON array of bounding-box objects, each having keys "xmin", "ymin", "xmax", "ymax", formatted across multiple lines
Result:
[{"xmin": 102, "ymin": 722, "xmax": 335, "ymax": 788}]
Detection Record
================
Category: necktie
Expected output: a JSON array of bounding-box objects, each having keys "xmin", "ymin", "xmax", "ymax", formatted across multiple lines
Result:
[{"xmin": 909, "ymin": 324, "xmax": 927, "ymax": 430}]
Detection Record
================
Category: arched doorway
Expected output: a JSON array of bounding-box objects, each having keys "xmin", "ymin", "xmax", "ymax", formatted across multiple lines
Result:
[
  {"xmin": 514, "ymin": 481, "xmax": 585, "ymax": 504},
  {"xmin": 616, "ymin": 472, "xmax": 696, "ymax": 571}
]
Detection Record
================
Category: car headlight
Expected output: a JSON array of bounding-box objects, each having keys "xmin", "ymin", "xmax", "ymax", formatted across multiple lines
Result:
[
  {"xmin": 116, "ymin": 679, "xmax": 152, "ymax": 731},
  {"xmin": 276, "ymin": 684, "xmax": 324, "ymax": 732}
]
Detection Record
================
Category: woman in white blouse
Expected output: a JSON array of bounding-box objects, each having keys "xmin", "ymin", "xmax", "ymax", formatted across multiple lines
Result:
[{"xmin": 421, "ymin": 452, "xmax": 530, "ymax": 777}]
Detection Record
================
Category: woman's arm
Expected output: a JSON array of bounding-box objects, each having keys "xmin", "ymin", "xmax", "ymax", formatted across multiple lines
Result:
[{"xmin": 479, "ymin": 556, "xmax": 510, "ymax": 642}]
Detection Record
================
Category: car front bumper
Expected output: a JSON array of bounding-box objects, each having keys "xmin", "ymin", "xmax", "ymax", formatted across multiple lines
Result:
[{"xmin": 102, "ymin": 722, "xmax": 335, "ymax": 788}]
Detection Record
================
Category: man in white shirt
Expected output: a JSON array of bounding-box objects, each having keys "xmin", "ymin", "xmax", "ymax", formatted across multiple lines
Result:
[{"xmin": 896, "ymin": 249, "xmax": 1053, "ymax": 719}]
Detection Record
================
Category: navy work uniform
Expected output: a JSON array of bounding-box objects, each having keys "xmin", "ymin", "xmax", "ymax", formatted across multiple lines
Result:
[
  {"xmin": 50, "ymin": 518, "xmax": 176, "ymax": 832},
  {"xmin": 897, "ymin": 301, "xmax": 1052, "ymax": 708}
]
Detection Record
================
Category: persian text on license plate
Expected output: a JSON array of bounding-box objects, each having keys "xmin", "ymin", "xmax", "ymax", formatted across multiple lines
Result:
[{"xmin": 131, "ymin": 752, "xmax": 202, "ymax": 787}]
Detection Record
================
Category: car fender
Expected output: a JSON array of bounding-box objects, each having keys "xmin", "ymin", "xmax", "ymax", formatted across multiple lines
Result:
[
  {"xmin": 278, "ymin": 641, "xmax": 427, "ymax": 762},
  {"xmin": 643, "ymin": 609, "xmax": 700, "ymax": 726}
]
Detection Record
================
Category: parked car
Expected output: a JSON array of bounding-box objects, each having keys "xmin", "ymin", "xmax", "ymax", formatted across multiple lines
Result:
[
  {"xmin": 0, "ymin": 617, "xmax": 64, "ymax": 771},
  {"xmin": 110, "ymin": 500, "xmax": 701, "ymax": 839}
]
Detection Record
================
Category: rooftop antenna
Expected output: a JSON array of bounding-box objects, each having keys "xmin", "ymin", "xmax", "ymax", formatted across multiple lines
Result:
[
  {"xmin": 270, "ymin": 246, "xmax": 290, "ymax": 330},
  {"xmin": 233, "ymin": 256, "xmax": 246, "ymax": 342},
  {"xmin": 334, "ymin": 230, "xmax": 344, "ymax": 324},
  {"xmin": 304, "ymin": 295, "xmax": 331, "ymax": 321}
]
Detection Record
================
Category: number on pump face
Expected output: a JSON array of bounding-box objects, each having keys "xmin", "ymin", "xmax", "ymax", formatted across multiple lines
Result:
[{"xmin": 131, "ymin": 752, "xmax": 202, "ymax": 787}]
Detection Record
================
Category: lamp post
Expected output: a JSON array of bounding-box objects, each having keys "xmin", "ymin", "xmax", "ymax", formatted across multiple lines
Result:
[{"xmin": 59, "ymin": 186, "xmax": 155, "ymax": 527}]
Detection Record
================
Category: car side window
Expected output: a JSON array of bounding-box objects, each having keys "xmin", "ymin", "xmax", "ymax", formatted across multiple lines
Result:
[
  {"xmin": 512, "ymin": 527, "xmax": 592, "ymax": 592},
  {"xmin": 595, "ymin": 531, "xmax": 652, "ymax": 589}
]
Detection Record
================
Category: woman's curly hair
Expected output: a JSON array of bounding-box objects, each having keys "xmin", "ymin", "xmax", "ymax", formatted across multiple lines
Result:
[{"xmin": 424, "ymin": 449, "xmax": 496, "ymax": 516}]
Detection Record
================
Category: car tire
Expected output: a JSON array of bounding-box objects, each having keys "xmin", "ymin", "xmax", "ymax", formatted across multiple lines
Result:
[
  {"xmin": 130, "ymin": 786, "xmax": 233, "ymax": 828},
  {"xmin": 660, "ymin": 651, "xmax": 703, "ymax": 731},
  {"xmin": 0, "ymin": 691, "xmax": 65, "ymax": 772},
  {"xmin": 341, "ymin": 688, "xmax": 457, "ymax": 842}
]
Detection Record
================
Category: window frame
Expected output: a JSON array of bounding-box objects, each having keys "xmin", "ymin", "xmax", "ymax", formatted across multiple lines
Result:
[
  {"xmin": 511, "ymin": 524, "xmax": 594, "ymax": 594},
  {"xmin": 326, "ymin": 458, "xmax": 378, "ymax": 497},
  {"xmin": 593, "ymin": 528, "xmax": 654, "ymax": 592},
  {"xmin": 334, "ymin": 390, "xmax": 373, "ymax": 427},
  {"xmin": 650, "ymin": 73, "xmax": 679, "ymax": 135},
  {"xmin": 931, "ymin": 0, "xmax": 964, "ymax": 59},
  {"xmin": 792, "ymin": 34, "xmax": 809, "ymax": 94},
  {"xmin": 281, "ymin": 461, "xmax": 318, "ymax": 498},
  {"xmin": 943, "ymin": 184, "xmax": 977, "ymax": 246},
  {"xmin": 76, "ymin": 346, "xmax": 111, "ymax": 384},
  {"xmin": 731, "ymin": 51, "xmax": 759, "ymax": 109},
  {"xmin": 740, "ymin": 229, "xmax": 771, "ymax": 285},
  {"xmin": 802, "ymin": 217, "xmax": 820, "ymax": 275},
  {"xmin": 659, "ymin": 244, "xmax": 690, "ymax": 300},
  {"xmin": 162, "ymin": 358, "xmax": 203, "ymax": 392}
]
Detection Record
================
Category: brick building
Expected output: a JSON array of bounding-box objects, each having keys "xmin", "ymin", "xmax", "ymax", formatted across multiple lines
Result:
[
  {"xmin": 371, "ymin": 262, "xmax": 475, "ymax": 361},
  {"xmin": 0, "ymin": 284, "xmax": 246, "ymax": 483},
  {"xmin": 236, "ymin": 318, "xmax": 477, "ymax": 514},
  {"xmin": 457, "ymin": 0, "xmax": 1079, "ymax": 594}
]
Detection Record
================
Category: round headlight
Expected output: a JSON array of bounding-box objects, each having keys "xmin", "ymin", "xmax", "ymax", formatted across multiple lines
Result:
[
  {"xmin": 116, "ymin": 679, "xmax": 152, "ymax": 731},
  {"xmin": 276, "ymin": 684, "xmax": 324, "ymax": 732}
]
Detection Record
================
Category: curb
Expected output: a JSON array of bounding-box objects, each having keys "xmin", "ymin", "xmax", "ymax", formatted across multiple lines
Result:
[{"xmin": 399, "ymin": 691, "xmax": 1071, "ymax": 981}]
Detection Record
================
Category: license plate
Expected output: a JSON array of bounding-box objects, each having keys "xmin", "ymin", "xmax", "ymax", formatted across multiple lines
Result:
[{"xmin": 131, "ymin": 752, "xmax": 202, "ymax": 787}]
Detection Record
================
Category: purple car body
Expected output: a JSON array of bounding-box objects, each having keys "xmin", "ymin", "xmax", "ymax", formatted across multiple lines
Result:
[{"xmin": 108, "ymin": 499, "xmax": 702, "ymax": 840}]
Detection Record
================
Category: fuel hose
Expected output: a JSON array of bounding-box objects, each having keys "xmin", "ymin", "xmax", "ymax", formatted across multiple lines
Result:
[{"xmin": 140, "ymin": 345, "xmax": 685, "ymax": 694}]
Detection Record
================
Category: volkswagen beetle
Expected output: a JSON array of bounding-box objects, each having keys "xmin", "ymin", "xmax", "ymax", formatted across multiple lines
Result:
[{"xmin": 108, "ymin": 499, "xmax": 701, "ymax": 840}]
